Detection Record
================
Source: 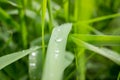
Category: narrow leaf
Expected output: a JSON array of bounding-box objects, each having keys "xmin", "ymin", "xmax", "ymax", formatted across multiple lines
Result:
[
  {"xmin": 71, "ymin": 34, "xmax": 120, "ymax": 46},
  {"xmin": 76, "ymin": 13, "xmax": 120, "ymax": 24},
  {"xmin": 72, "ymin": 37, "xmax": 120, "ymax": 65},
  {"xmin": 42, "ymin": 23, "xmax": 73, "ymax": 80},
  {"xmin": 0, "ymin": 46, "xmax": 39, "ymax": 70}
]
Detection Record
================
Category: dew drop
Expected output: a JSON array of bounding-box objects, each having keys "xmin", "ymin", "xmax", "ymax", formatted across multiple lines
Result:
[
  {"xmin": 31, "ymin": 52, "xmax": 36, "ymax": 56},
  {"xmin": 54, "ymin": 49, "xmax": 60, "ymax": 58},
  {"xmin": 55, "ymin": 49, "xmax": 60, "ymax": 53},
  {"xmin": 30, "ymin": 63, "xmax": 36, "ymax": 66},
  {"xmin": 55, "ymin": 38, "xmax": 63, "ymax": 42},
  {"xmin": 55, "ymin": 53, "xmax": 59, "ymax": 58}
]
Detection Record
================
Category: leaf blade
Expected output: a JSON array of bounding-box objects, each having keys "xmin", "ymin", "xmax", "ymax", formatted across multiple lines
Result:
[
  {"xmin": 72, "ymin": 37, "xmax": 120, "ymax": 65},
  {"xmin": 42, "ymin": 23, "xmax": 73, "ymax": 80},
  {"xmin": 0, "ymin": 46, "xmax": 39, "ymax": 70}
]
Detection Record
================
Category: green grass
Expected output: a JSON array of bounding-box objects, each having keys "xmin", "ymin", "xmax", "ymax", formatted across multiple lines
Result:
[{"xmin": 0, "ymin": 0, "xmax": 120, "ymax": 80}]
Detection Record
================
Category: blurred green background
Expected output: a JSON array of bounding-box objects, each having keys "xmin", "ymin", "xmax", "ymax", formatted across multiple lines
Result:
[{"xmin": 0, "ymin": 0, "xmax": 120, "ymax": 80}]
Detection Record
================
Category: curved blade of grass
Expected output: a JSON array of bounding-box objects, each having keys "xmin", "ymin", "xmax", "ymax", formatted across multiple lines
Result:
[
  {"xmin": 72, "ymin": 37, "xmax": 120, "ymax": 65},
  {"xmin": 42, "ymin": 23, "xmax": 73, "ymax": 80},
  {"xmin": 0, "ymin": 46, "xmax": 39, "ymax": 70},
  {"xmin": 71, "ymin": 34, "xmax": 120, "ymax": 46}
]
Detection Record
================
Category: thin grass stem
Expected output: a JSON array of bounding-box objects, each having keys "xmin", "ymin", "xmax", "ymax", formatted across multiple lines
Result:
[
  {"xmin": 41, "ymin": 0, "xmax": 47, "ymax": 62},
  {"xmin": 18, "ymin": 0, "xmax": 28, "ymax": 48},
  {"xmin": 48, "ymin": 0, "xmax": 53, "ymax": 32}
]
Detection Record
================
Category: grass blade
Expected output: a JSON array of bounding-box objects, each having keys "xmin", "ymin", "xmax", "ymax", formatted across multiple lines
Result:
[
  {"xmin": 76, "ymin": 13, "xmax": 120, "ymax": 24},
  {"xmin": 48, "ymin": 0, "xmax": 53, "ymax": 32},
  {"xmin": 42, "ymin": 23, "xmax": 73, "ymax": 80},
  {"xmin": 63, "ymin": 0, "xmax": 69, "ymax": 21},
  {"xmin": 71, "ymin": 34, "xmax": 120, "ymax": 46},
  {"xmin": 0, "ymin": 46, "xmax": 39, "ymax": 70},
  {"xmin": 72, "ymin": 37, "xmax": 120, "ymax": 65},
  {"xmin": 41, "ymin": 0, "xmax": 48, "ymax": 61},
  {"xmin": 17, "ymin": 0, "xmax": 28, "ymax": 48}
]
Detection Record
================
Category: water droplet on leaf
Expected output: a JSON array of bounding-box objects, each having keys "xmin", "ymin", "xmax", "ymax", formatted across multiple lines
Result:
[
  {"xmin": 30, "ymin": 63, "xmax": 36, "ymax": 66},
  {"xmin": 55, "ymin": 38, "xmax": 63, "ymax": 42},
  {"xmin": 55, "ymin": 49, "xmax": 60, "ymax": 53},
  {"xmin": 31, "ymin": 52, "xmax": 36, "ymax": 56}
]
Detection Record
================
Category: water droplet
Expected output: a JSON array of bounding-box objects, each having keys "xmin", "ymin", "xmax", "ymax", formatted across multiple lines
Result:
[
  {"xmin": 55, "ymin": 49, "xmax": 60, "ymax": 53},
  {"xmin": 31, "ymin": 52, "xmax": 36, "ymax": 56},
  {"xmin": 55, "ymin": 38, "xmax": 63, "ymax": 42},
  {"xmin": 55, "ymin": 53, "xmax": 59, "ymax": 58},
  {"xmin": 54, "ymin": 49, "xmax": 60, "ymax": 58},
  {"xmin": 30, "ymin": 63, "xmax": 36, "ymax": 66}
]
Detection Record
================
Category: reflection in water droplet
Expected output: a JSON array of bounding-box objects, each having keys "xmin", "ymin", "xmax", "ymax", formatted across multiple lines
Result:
[
  {"xmin": 31, "ymin": 52, "xmax": 36, "ymax": 56},
  {"xmin": 55, "ymin": 53, "xmax": 59, "ymax": 58},
  {"xmin": 55, "ymin": 38, "xmax": 63, "ymax": 42},
  {"xmin": 54, "ymin": 49, "xmax": 60, "ymax": 58},
  {"xmin": 30, "ymin": 63, "xmax": 36, "ymax": 67},
  {"xmin": 55, "ymin": 49, "xmax": 59, "ymax": 53}
]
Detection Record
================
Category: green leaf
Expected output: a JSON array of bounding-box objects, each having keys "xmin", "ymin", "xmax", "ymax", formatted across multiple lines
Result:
[
  {"xmin": 76, "ymin": 13, "xmax": 120, "ymax": 24},
  {"xmin": 71, "ymin": 34, "xmax": 120, "ymax": 46},
  {"xmin": 42, "ymin": 23, "xmax": 73, "ymax": 80},
  {"xmin": 72, "ymin": 37, "xmax": 120, "ymax": 65},
  {"xmin": 41, "ymin": 0, "xmax": 48, "ymax": 59},
  {"xmin": 48, "ymin": 0, "xmax": 54, "ymax": 32},
  {"xmin": 0, "ymin": 46, "xmax": 39, "ymax": 70}
]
